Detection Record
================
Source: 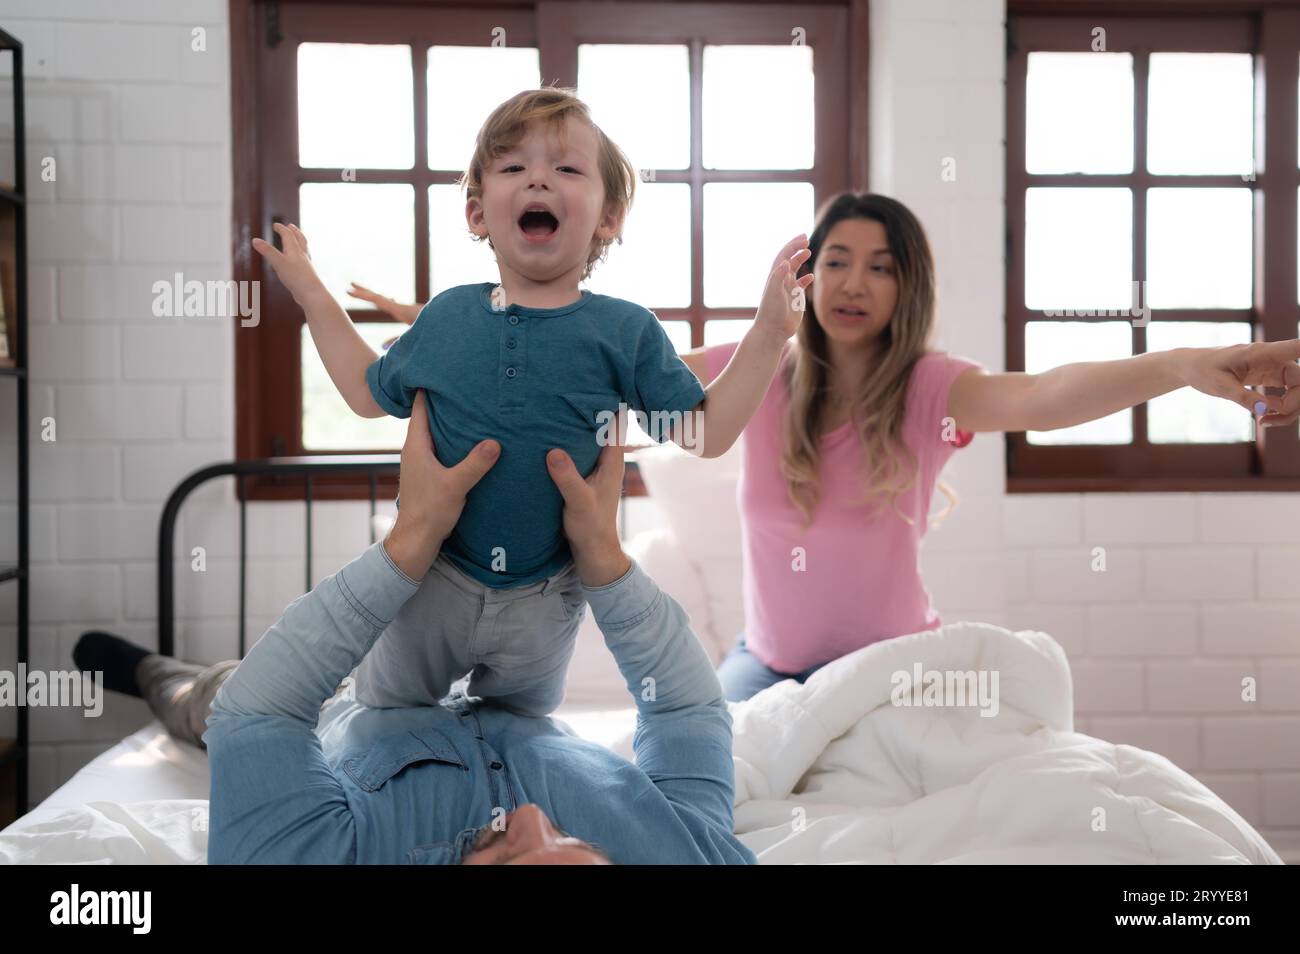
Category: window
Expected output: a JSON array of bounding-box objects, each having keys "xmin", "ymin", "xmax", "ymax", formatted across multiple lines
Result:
[
  {"xmin": 233, "ymin": 1, "xmax": 856, "ymax": 499},
  {"xmin": 1006, "ymin": 8, "xmax": 1300, "ymax": 490}
]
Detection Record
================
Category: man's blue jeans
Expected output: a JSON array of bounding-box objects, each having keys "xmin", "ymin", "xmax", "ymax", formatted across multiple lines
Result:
[{"xmin": 716, "ymin": 636, "xmax": 827, "ymax": 703}]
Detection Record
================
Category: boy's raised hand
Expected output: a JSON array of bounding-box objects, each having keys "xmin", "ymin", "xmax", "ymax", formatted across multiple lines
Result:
[
  {"xmin": 753, "ymin": 234, "xmax": 815, "ymax": 343},
  {"xmin": 251, "ymin": 222, "xmax": 329, "ymax": 307}
]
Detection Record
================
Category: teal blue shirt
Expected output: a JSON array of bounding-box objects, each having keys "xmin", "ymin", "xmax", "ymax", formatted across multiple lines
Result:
[{"xmin": 366, "ymin": 283, "xmax": 706, "ymax": 588}]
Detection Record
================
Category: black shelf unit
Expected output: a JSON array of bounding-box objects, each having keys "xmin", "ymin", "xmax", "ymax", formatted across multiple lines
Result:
[{"xmin": 0, "ymin": 26, "xmax": 27, "ymax": 823}]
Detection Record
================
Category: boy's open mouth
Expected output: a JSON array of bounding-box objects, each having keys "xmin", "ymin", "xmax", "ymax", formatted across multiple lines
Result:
[{"xmin": 518, "ymin": 208, "xmax": 560, "ymax": 243}]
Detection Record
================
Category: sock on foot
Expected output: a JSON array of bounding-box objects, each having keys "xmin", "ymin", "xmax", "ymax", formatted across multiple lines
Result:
[{"xmin": 72, "ymin": 631, "xmax": 151, "ymax": 697}]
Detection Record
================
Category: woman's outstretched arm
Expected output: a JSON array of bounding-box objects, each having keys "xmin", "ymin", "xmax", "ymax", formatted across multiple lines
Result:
[
  {"xmin": 947, "ymin": 340, "xmax": 1300, "ymax": 434},
  {"xmin": 348, "ymin": 282, "xmax": 425, "ymax": 324}
]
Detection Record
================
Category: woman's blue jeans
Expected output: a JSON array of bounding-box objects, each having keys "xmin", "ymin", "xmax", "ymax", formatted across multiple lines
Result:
[{"xmin": 716, "ymin": 636, "xmax": 827, "ymax": 703}]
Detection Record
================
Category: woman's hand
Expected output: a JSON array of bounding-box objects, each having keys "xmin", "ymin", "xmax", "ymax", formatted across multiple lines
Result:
[
  {"xmin": 1180, "ymin": 340, "xmax": 1300, "ymax": 425},
  {"xmin": 251, "ymin": 223, "xmax": 330, "ymax": 308},
  {"xmin": 348, "ymin": 282, "xmax": 423, "ymax": 325},
  {"xmin": 752, "ymin": 234, "xmax": 815, "ymax": 343},
  {"xmin": 383, "ymin": 388, "xmax": 500, "ymax": 580}
]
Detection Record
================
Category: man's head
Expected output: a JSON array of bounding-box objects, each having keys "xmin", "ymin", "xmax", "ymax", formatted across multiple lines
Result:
[
  {"xmin": 461, "ymin": 87, "xmax": 638, "ymax": 284},
  {"xmin": 459, "ymin": 803, "xmax": 613, "ymax": 865}
]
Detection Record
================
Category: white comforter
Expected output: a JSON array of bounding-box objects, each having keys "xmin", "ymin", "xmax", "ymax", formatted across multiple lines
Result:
[
  {"xmin": 714, "ymin": 622, "xmax": 1281, "ymax": 864},
  {"xmin": 0, "ymin": 622, "xmax": 1282, "ymax": 864}
]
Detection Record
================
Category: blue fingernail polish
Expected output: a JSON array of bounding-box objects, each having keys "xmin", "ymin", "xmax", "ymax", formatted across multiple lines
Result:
[{"xmin": 1255, "ymin": 401, "xmax": 1267, "ymax": 416}]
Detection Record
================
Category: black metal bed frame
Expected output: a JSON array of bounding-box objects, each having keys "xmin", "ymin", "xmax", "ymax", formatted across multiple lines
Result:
[{"xmin": 157, "ymin": 456, "xmax": 399, "ymax": 659}]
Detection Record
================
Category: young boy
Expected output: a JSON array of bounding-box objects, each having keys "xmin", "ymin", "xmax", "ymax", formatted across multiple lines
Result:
[{"xmin": 252, "ymin": 87, "xmax": 812, "ymax": 716}]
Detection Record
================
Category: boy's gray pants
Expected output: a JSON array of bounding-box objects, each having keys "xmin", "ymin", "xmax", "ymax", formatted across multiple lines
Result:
[
  {"xmin": 351, "ymin": 552, "xmax": 587, "ymax": 717},
  {"xmin": 138, "ymin": 552, "xmax": 587, "ymax": 751}
]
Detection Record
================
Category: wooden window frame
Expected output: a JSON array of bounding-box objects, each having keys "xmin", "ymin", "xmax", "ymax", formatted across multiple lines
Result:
[
  {"xmin": 230, "ymin": 0, "xmax": 866, "ymax": 501},
  {"xmin": 1007, "ymin": 1, "xmax": 1300, "ymax": 492}
]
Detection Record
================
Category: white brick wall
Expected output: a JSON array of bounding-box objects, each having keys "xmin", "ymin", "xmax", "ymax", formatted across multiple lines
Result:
[
  {"xmin": 0, "ymin": 0, "xmax": 1292, "ymax": 860},
  {"xmin": 871, "ymin": 0, "xmax": 1298, "ymax": 856},
  {"xmin": 0, "ymin": 0, "xmax": 238, "ymax": 804}
]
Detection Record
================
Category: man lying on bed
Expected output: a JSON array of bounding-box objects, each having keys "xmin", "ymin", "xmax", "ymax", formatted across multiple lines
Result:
[{"xmin": 74, "ymin": 391, "xmax": 755, "ymax": 865}]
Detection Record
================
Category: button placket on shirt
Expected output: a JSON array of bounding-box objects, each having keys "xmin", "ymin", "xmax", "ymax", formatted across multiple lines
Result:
[
  {"xmin": 453, "ymin": 697, "xmax": 515, "ymax": 813},
  {"xmin": 500, "ymin": 310, "xmax": 526, "ymax": 409}
]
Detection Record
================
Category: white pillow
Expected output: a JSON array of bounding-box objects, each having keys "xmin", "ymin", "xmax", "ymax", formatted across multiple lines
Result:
[
  {"xmin": 563, "ymin": 525, "xmax": 715, "ymax": 705},
  {"xmin": 633, "ymin": 440, "xmax": 746, "ymax": 655}
]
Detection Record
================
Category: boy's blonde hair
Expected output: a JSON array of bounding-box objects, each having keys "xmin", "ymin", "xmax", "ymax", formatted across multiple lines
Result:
[{"xmin": 459, "ymin": 87, "xmax": 638, "ymax": 281}]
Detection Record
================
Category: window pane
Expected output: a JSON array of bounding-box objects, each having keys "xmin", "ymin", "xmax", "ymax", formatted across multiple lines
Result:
[
  {"xmin": 1025, "ymin": 322, "xmax": 1132, "ymax": 444},
  {"xmin": 1025, "ymin": 188, "xmax": 1132, "ymax": 311},
  {"xmin": 1146, "ymin": 188, "xmax": 1252, "ymax": 309},
  {"xmin": 584, "ymin": 182, "xmax": 691, "ymax": 308},
  {"xmin": 578, "ymin": 45, "xmax": 689, "ymax": 172},
  {"xmin": 1148, "ymin": 53, "xmax": 1253, "ymax": 175},
  {"xmin": 703, "ymin": 319, "xmax": 752, "ymax": 346},
  {"xmin": 704, "ymin": 183, "xmax": 815, "ymax": 308},
  {"xmin": 427, "ymin": 46, "xmax": 540, "ymax": 170},
  {"xmin": 1026, "ymin": 52, "xmax": 1133, "ymax": 174},
  {"xmin": 703, "ymin": 45, "xmax": 814, "ymax": 169},
  {"xmin": 1147, "ymin": 322, "xmax": 1253, "ymax": 443},
  {"xmin": 298, "ymin": 43, "xmax": 413, "ymax": 169},
  {"xmin": 299, "ymin": 183, "xmax": 414, "ymax": 307},
  {"xmin": 302, "ymin": 323, "xmax": 406, "ymax": 450},
  {"xmin": 430, "ymin": 184, "xmax": 499, "ymax": 297},
  {"xmin": 661, "ymin": 320, "xmax": 693, "ymax": 353}
]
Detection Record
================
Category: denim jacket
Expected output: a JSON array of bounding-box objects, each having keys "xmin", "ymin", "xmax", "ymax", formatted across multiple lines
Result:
[{"xmin": 203, "ymin": 540, "xmax": 756, "ymax": 865}]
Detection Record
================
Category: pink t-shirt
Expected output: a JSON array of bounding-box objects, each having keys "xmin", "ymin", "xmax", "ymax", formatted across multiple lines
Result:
[{"xmin": 704, "ymin": 341, "xmax": 983, "ymax": 673}]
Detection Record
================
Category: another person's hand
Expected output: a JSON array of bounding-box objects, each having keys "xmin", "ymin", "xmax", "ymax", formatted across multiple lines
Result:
[
  {"xmin": 753, "ymin": 234, "xmax": 815, "ymax": 344},
  {"xmin": 251, "ymin": 223, "xmax": 330, "ymax": 308},
  {"xmin": 545, "ymin": 416, "xmax": 631, "ymax": 588},
  {"xmin": 1180, "ymin": 340, "xmax": 1300, "ymax": 425},
  {"xmin": 347, "ymin": 282, "xmax": 424, "ymax": 325},
  {"xmin": 383, "ymin": 389, "xmax": 500, "ymax": 580}
]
